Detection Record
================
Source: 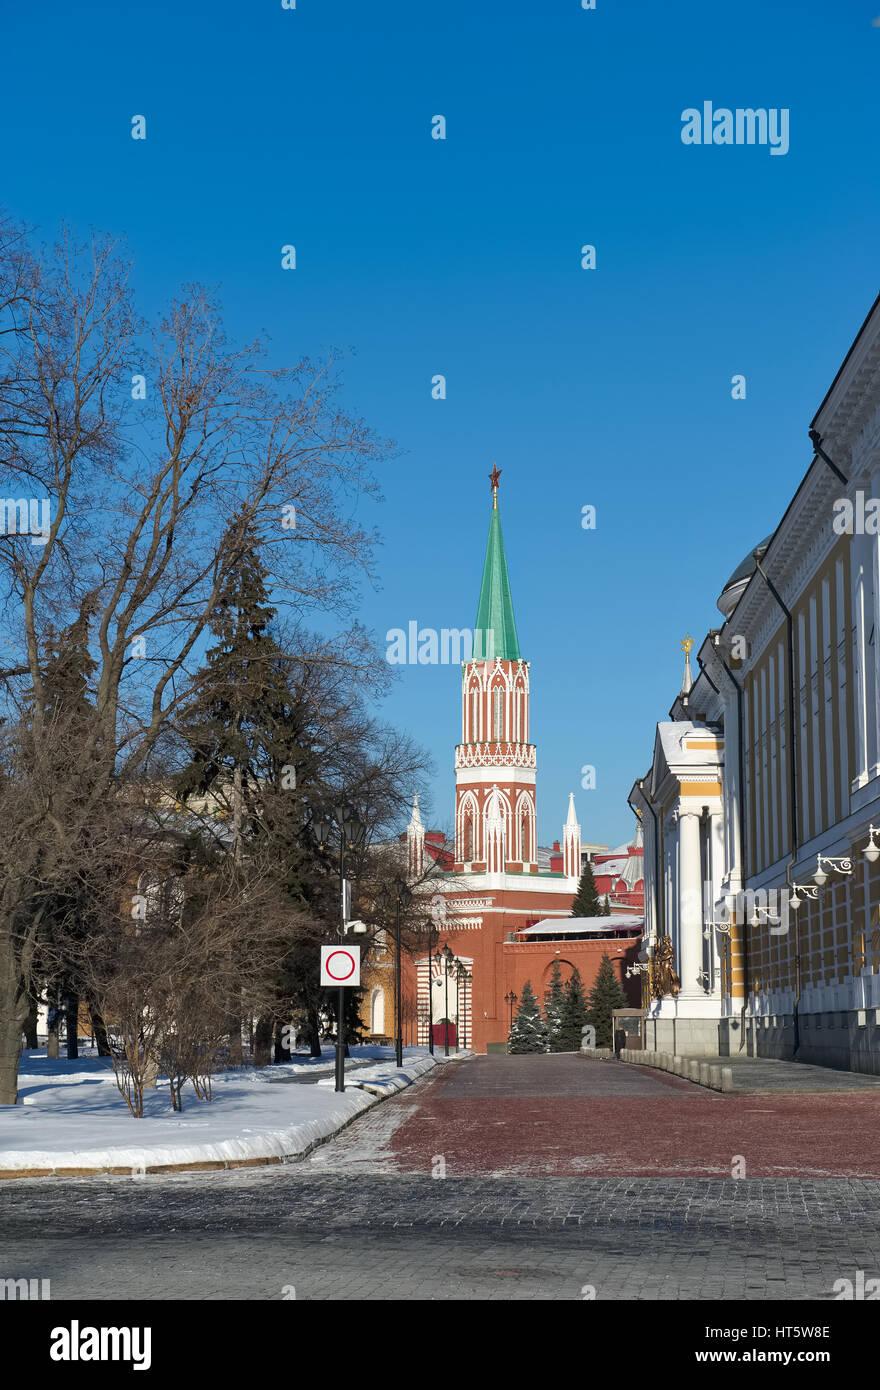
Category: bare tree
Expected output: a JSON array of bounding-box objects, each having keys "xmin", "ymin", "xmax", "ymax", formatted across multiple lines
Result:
[
  {"xmin": 80, "ymin": 848, "xmax": 303, "ymax": 1115},
  {"xmin": 0, "ymin": 214, "xmax": 390, "ymax": 1103}
]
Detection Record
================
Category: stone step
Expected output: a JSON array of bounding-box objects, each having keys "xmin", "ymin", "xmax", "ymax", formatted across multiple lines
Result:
[{"xmin": 617, "ymin": 1047, "xmax": 880, "ymax": 1093}]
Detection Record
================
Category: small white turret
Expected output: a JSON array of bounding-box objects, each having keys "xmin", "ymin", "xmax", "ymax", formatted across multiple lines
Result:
[
  {"xmin": 406, "ymin": 793, "xmax": 425, "ymax": 879},
  {"xmin": 563, "ymin": 792, "xmax": 581, "ymax": 880}
]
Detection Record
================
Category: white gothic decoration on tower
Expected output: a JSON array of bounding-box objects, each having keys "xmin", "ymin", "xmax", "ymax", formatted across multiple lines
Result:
[
  {"xmin": 406, "ymin": 793, "xmax": 425, "ymax": 878},
  {"xmin": 563, "ymin": 791, "xmax": 581, "ymax": 880}
]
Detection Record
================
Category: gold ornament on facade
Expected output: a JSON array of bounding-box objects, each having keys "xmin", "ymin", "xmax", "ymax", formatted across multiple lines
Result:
[{"xmin": 651, "ymin": 936, "xmax": 681, "ymax": 999}]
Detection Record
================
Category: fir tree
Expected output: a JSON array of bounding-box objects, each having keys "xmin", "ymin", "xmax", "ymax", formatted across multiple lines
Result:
[
  {"xmin": 174, "ymin": 513, "xmax": 303, "ymax": 855},
  {"xmin": 558, "ymin": 967, "xmax": 590, "ymax": 1051},
  {"xmin": 586, "ymin": 952, "xmax": 627, "ymax": 1048},
  {"xmin": 543, "ymin": 961, "xmax": 566, "ymax": 1052},
  {"xmin": 175, "ymin": 515, "xmax": 311, "ymax": 1062},
  {"xmin": 29, "ymin": 601, "xmax": 103, "ymax": 1062},
  {"xmin": 602, "ymin": 894, "xmax": 611, "ymax": 916},
  {"xmin": 571, "ymin": 860, "xmax": 601, "ymax": 917},
  {"xmin": 508, "ymin": 981, "xmax": 548, "ymax": 1054}
]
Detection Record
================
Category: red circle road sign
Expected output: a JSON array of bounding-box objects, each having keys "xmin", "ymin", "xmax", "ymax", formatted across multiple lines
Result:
[{"xmin": 324, "ymin": 949, "xmax": 357, "ymax": 982}]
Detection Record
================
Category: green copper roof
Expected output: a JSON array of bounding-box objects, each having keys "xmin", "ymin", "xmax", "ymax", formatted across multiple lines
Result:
[{"xmin": 474, "ymin": 503, "xmax": 521, "ymax": 661}]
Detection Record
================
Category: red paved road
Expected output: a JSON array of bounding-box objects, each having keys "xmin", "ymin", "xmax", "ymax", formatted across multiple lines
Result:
[{"xmin": 380, "ymin": 1055, "xmax": 880, "ymax": 1179}]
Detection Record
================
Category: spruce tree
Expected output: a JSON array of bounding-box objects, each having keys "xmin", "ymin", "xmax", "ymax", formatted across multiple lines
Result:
[
  {"xmin": 558, "ymin": 967, "xmax": 590, "ymax": 1051},
  {"xmin": 602, "ymin": 894, "xmax": 612, "ymax": 916},
  {"xmin": 543, "ymin": 961, "xmax": 566, "ymax": 1052},
  {"xmin": 174, "ymin": 513, "xmax": 301, "ymax": 846},
  {"xmin": 508, "ymin": 981, "xmax": 548, "ymax": 1054},
  {"xmin": 29, "ymin": 604, "xmax": 102, "ymax": 1062},
  {"xmin": 586, "ymin": 952, "xmax": 627, "ymax": 1048},
  {"xmin": 175, "ymin": 515, "xmax": 311, "ymax": 1062},
  {"xmin": 571, "ymin": 860, "xmax": 601, "ymax": 917}
]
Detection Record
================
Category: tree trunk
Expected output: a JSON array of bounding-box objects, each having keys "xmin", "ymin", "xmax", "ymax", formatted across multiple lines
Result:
[
  {"xmin": 227, "ymin": 1015, "xmax": 243, "ymax": 1067},
  {"xmin": 64, "ymin": 991, "xmax": 79, "ymax": 1061},
  {"xmin": 273, "ymin": 1020, "xmax": 291, "ymax": 1064},
  {"xmin": 307, "ymin": 1004, "xmax": 321, "ymax": 1057},
  {"xmin": 89, "ymin": 1004, "xmax": 111, "ymax": 1056},
  {"xmin": 253, "ymin": 1014, "xmax": 273, "ymax": 1068},
  {"xmin": 47, "ymin": 986, "xmax": 60, "ymax": 1059},
  {"xmin": 0, "ymin": 1008, "xmax": 22, "ymax": 1105},
  {"xmin": 22, "ymin": 997, "xmax": 38, "ymax": 1050}
]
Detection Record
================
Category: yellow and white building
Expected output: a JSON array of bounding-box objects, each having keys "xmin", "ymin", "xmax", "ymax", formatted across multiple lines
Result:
[{"xmin": 631, "ymin": 291, "xmax": 880, "ymax": 1071}]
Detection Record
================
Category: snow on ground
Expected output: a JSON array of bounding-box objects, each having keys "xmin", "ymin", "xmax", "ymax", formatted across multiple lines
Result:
[{"xmin": 0, "ymin": 1046, "xmax": 445, "ymax": 1172}]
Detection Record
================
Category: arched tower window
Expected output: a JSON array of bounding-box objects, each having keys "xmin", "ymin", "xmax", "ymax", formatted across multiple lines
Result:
[
  {"xmin": 370, "ymin": 987, "xmax": 385, "ymax": 1035},
  {"xmin": 465, "ymin": 814, "xmax": 474, "ymax": 861},
  {"xmin": 521, "ymin": 813, "xmax": 529, "ymax": 862},
  {"xmin": 492, "ymin": 685, "xmax": 504, "ymax": 740}
]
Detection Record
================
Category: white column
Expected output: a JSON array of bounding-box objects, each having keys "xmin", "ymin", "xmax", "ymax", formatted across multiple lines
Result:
[
  {"xmin": 721, "ymin": 678, "xmax": 742, "ymax": 883},
  {"xmin": 642, "ymin": 810, "xmax": 656, "ymax": 939},
  {"xmin": 678, "ymin": 809, "xmax": 704, "ymax": 998},
  {"xmin": 868, "ymin": 462, "xmax": 880, "ymax": 780}
]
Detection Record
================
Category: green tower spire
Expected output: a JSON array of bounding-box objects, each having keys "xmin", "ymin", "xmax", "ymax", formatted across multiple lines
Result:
[{"xmin": 474, "ymin": 466, "xmax": 521, "ymax": 661}]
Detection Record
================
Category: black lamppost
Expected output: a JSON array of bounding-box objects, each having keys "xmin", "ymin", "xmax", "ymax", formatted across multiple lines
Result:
[
  {"xmin": 440, "ymin": 943, "xmax": 456, "ymax": 1056},
  {"xmin": 310, "ymin": 803, "xmax": 365, "ymax": 1093},
  {"xmin": 504, "ymin": 990, "xmax": 518, "ymax": 1033},
  {"xmin": 422, "ymin": 895, "xmax": 446, "ymax": 1056},
  {"xmin": 378, "ymin": 876, "xmax": 411, "ymax": 1068}
]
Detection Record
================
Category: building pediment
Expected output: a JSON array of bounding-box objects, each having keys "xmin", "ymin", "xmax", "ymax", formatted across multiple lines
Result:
[{"xmin": 650, "ymin": 721, "xmax": 724, "ymax": 803}]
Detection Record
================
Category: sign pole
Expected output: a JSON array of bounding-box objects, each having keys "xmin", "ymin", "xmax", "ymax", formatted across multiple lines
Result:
[{"xmin": 336, "ymin": 837, "xmax": 346, "ymax": 1093}]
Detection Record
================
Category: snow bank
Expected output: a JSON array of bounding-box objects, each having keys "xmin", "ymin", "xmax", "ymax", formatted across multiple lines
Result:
[{"xmin": 0, "ymin": 1047, "xmax": 440, "ymax": 1174}]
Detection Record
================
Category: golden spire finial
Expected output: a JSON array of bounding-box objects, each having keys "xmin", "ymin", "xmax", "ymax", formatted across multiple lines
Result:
[
  {"xmin": 680, "ymin": 634, "xmax": 694, "ymax": 696},
  {"xmin": 489, "ymin": 463, "xmax": 501, "ymax": 508}
]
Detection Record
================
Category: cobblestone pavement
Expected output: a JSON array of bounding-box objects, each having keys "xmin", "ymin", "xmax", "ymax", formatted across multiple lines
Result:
[
  {"xmin": 1, "ymin": 1169, "xmax": 879, "ymax": 1300},
  {"xmin": 327, "ymin": 1054, "xmax": 880, "ymax": 1179},
  {"xmin": 2, "ymin": 1057, "xmax": 879, "ymax": 1300}
]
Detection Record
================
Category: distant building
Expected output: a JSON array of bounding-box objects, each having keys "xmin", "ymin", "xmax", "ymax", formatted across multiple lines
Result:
[{"xmin": 360, "ymin": 472, "xmax": 641, "ymax": 1052}]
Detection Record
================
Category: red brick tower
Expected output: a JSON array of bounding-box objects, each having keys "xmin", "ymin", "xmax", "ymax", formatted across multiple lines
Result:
[{"xmin": 454, "ymin": 465, "xmax": 538, "ymax": 877}]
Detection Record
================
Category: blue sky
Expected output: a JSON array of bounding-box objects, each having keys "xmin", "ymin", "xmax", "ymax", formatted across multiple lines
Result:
[{"xmin": 2, "ymin": 0, "xmax": 878, "ymax": 845}]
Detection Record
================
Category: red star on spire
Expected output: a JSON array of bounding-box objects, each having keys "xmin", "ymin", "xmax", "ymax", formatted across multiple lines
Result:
[{"xmin": 489, "ymin": 464, "xmax": 501, "ymax": 492}]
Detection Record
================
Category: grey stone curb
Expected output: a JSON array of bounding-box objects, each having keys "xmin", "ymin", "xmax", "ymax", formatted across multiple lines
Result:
[{"xmin": 618, "ymin": 1047, "xmax": 733, "ymax": 1092}]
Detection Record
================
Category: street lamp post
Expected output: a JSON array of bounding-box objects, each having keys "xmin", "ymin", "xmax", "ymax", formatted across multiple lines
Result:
[
  {"xmin": 379, "ymin": 876, "xmax": 411, "ymax": 1069},
  {"xmin": 504, "ymin": 990, "xmax": 518, "ymax": 1034},
  {"xmin": 310, "ymin": 803, "xmax": 365, "ymax": 1093},
  {"xmin": 423, "ymin": 895, "xmax": 446, "ymax": 1056},
  {"xmin": 441, "ymin": 943, "xmax": 456, "ymax": 1056}
]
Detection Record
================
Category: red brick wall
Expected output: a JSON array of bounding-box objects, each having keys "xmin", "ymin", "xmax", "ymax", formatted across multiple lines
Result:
[{"xmin": 402, "ymin": 898, "xmax": 641, "ymax": 1053}]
